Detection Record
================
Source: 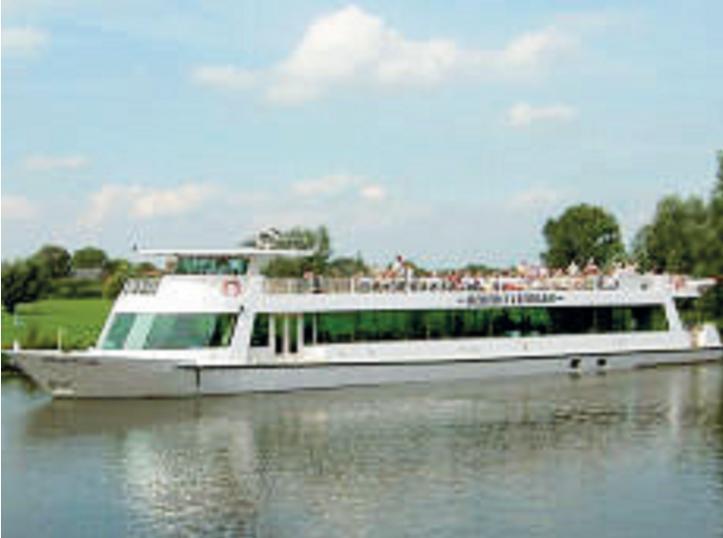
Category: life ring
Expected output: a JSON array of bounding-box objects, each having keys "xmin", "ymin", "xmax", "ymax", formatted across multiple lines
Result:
[{"xmin": 222, "ymin": 279, "xmax": 242, "ymax": 297}]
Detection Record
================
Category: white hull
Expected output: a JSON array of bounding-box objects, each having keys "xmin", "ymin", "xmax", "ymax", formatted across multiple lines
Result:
[{"xmin": 14, "ymin": 347, "xmax": 723, "ymax": 398}]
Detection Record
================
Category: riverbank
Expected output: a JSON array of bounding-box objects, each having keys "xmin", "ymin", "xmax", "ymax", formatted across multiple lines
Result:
[{"xmin": 1, "ymin": 298, "xmax": 111, "ymax": 351}]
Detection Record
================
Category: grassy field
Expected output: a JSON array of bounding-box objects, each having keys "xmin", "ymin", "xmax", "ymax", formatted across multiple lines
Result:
[{"xmin": 1, "ymin": 298, "xmax": 112, "ymax": 350}]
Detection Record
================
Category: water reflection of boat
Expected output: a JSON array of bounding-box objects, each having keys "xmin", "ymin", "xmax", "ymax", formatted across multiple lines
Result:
[
  {"xmin": 19, "ymin": 366, "xmax": 723, "ymax": 536},
  {"xmin": 23, "ymin": 366, "xmax": 723, "ymax": 434}
]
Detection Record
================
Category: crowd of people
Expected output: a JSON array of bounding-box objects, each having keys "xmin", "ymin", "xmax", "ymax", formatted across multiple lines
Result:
[
  {"xmin": 288, "ymin": 255, "xmax": 668, "ymax": 295},
  {"xmin": 353, "ymin": 256, "xmax": 637, "ymax": 293}
]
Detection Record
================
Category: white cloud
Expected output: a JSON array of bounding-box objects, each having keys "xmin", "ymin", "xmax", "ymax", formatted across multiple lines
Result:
[
  {"xmin": 190, "ymin": 65, "xmax": 256, "ymax": 90},
  {"xmin": 506, "ymin": 102, "xmax": 577, "ymax": 127},
  {"xmin": 359, "ymin": 184, "xmax": 386, "ymax": 201},
  {"xmin": 2, "ymin": 27, "xmax": 48, "ymax": 55},
  {"xmin": 82, "ymin": 185, "xmax": 125, "ymax": 227},
  {"xmin": 80, "ymin": 183, "xmax": 215, "ymax": 227},
  {"xmin": 507, "ymin": 187, "xmax": 565, "ymax": 211},
  {"xmin": 499, "ymin": 27, "xmax": 573, "ymax": 67},
  {"xmin": 266, "ymin": 6, "xmax": 465, "ymax": 103},
  {"xmin": 291, "ymin": 173, "xmax": 389, "ymax": 202},
  {"xmin": 192, "ymin": 5, "xmax": 578, "ymax": 104},
  {"xmin": 24, "ymin": 154, "xmax": 89, "ymax": 172},
  {"xmin": 131, "ymin": 183, "xmax": 215, "ymax": 219},
  {"xmin": 2, "ymin": 194, "xmax": 38, "ymax": 220},
  {"xmin": 292, "ymin": 173, "xmax": 360, "ymax": 197}
]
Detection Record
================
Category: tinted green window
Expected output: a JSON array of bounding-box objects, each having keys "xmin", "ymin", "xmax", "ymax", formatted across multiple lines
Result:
[
  {"xmin": 675, "ymin": 298, "xmax": 703, "ymax": 329},
  {"xmin": 175, "ymin": 257, "xmax": 247, "ymax": 275},
  {"xmin": 101, "ymin": 313, "xmax": 236, "ymax": 349},
  {"xmin": 101, "ymin": 313, "xmax": 137, "ymax": 350},
  {"xmin": 300, "ymin": 306, "xmax": 668, "ymax": 345},
  {"xmin": 251, "ymin": 314, "xmax": 269, "ymax": 347},
  {"xmin": 144, "ymin": 314, "xmax": 235, "ymax": 349}
]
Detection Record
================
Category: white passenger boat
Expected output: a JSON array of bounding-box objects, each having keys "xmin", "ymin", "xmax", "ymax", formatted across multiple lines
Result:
[{"xmin": 12, "ymin": 246, "xmax": 723, "ymax": 398}]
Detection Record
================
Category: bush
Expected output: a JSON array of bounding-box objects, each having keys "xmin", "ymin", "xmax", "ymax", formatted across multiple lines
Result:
[
  {"xmin": 31, "ymin": 245, "xmax": 72, "ymax": 278},
  {"xmin": 49, "ymin": 278, "xmax": 103, "ymax": 299},
  {"xmin": 72, "ymin": 246, "xmax": 108, "ymax": 270},
  {"xmin": 1, "ymin": 260, "xmax": 51, "ymax": 313},
  {"xmin": 22, "ymin": 324, "xmax": 57, "ymax": 349},
  {"xmin": 103, "ymin": 271, "xmax": 129, "ymax": 299}
]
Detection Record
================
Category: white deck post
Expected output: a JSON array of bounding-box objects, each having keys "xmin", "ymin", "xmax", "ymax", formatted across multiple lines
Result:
[
  {"xmin": 664, "ymin": 297, "xmax": 684, "ymax": 332},
  {"xmin": 312, "ymin": 314, "xmax": 318, "ymax": 345},
  {"xmin": 268, "ymin": 315, "xmax": 275, "ymax": 353},
  {"xmin": 283, "ymin": 314, "xmax": 290, "ymax": 355},
  {"xmin": 297, "ymin": 314, "xmax": 304, "ymax": 353}
]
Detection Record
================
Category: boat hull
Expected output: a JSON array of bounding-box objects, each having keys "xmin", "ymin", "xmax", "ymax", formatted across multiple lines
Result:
[
  {"xmin": 14, "ymin": 353, "xmax": 198, "ymax": 398},
  {"xmin": 12, "ymin": 347, "xmax": 723, "ymax": 398}
]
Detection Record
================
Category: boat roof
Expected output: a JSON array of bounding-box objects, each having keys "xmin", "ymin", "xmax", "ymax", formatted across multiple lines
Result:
[{"xmin": 137, "ymin": 248, "xmax": 313, "ymax": 258}]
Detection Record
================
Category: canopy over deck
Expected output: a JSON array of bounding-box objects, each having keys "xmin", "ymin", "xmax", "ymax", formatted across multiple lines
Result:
[
  {"xmin": 136, "ymin": 247, "xmax": 314, "ymax": 275},
  {"xmin": 136, "ymin": 248, "xmax": 313, "ymax": 259}
]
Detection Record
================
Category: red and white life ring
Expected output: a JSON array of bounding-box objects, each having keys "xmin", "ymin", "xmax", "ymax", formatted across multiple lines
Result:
[{"xmin": 222, "ymin": 279, "xmax": 242, "ymax": 297}]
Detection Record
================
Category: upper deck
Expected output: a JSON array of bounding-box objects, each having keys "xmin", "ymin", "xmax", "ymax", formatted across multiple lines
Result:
[
  {"xmin": 261, "ymin": 273, "xmax": 713, "ymax": 298},
  {"xmin": 115, "ymin": 272, "xmax": 714, "ymax": 319},
  {"xmin": 119, "ymin": 246, "xmax": 715, "ymax": 312}
]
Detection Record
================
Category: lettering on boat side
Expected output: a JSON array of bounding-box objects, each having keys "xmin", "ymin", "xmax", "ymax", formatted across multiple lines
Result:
[
  {"xmin": 41, "ymin": 357, "xmax": 100, "ymax": 366},
  {"xmin": 460, "ymin": 292, "xmax": 562, "ymax": 307}
]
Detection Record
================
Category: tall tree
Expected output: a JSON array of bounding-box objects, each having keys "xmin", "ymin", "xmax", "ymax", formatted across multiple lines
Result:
[
  {"xmin": 632, "ymin": 152, "xmax": 723, "ymax": 330},
  {"xmin": 699, "ymin": 152, "xmax": 723, "ymax": 327},
  {"xmin": 705, "ymin": 151, "xmax": 723, "ymax": 275},
  {"xmin": 1, "ymin": 260, "xmax": 50, "ymax": 313},
  {"xmin": 632, "ymin": 195, "xmax": 708, "ymax": 275},
  {"xmin": 31, "ymin": 244, "xmax": 71, "ymax": 278},
  {"xmin": 542, "ymin": 204, "xmax": 625, "ymax": 269},
  {"xmin": 260, "ymin": 226, "xmax": 333, "ymax": 277},
  {"xmin": 71, "ymin": 247, "xmax": 108, "ymax": 270},
  {"xmin": 326, "ymin": 255, "xmax": 368, "ymax": 277}
]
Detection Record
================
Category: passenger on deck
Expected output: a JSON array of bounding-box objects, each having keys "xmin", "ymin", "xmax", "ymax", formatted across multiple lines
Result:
[
  {"xmin": 583, "ymin": 258, "xmax": 599, "ymax": 276},
  {"xmin": 391, "ymin": 255, "xmax": 404, "ymax": 277}
]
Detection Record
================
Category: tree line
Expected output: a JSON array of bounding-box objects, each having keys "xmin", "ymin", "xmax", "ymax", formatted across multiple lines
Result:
[
  {"xmin": 1, "ymin": 245, "xmax": 157, "ymax": 313},
  {"xmin": 540, "ymin": 151, "xmax": 722, "ymax": 328},
  {"xmin": 2, "ymin": 152, "xmax": 722, "ymax": 326}
]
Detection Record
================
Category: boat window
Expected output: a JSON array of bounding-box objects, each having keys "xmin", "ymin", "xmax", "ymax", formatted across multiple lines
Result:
[
  {"xmin": 101, "ymin": 313, "xmax": 137, "ymax": 350},
  {"xmin": 100, "ymin": 313, "xmax": 237, "ymax": 350},
  {"xmin": 296, "ymin": 306, "xmax": 669, "ymax": 345},
  {"xmin": 674, "ymin": 298, "xmax": 702, "ymax": 329},
  {"xmin": 174, "ymin": 257, "xmax": 248, "ymax": 276},
  {"xmin": 250, "ymin": 314, "xmax": 269, "ymax": 347}
]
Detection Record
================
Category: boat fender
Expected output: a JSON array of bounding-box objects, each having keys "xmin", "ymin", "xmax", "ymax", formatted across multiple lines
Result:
[{"xmin": 222, "ymin": 279, "xmax": 242, "ymax": 297}]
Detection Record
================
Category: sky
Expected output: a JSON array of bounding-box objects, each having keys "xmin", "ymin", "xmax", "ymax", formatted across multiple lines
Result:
[{"xmin": 2, "ymin": 0, "xmax": 722, "ymax": 268}]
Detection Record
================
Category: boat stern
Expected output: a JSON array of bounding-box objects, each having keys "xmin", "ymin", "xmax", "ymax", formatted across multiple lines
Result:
[{"xmin": 694, "ymin": 323, "xmax": 723, "ymax": 349}]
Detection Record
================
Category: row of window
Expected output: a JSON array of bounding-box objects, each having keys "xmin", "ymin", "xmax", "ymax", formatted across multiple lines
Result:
[
  {"xmin": 173, "ymin": 257, "xmax": 248, "ymax": 276},
  {"xmin": 251, "ymin": 306, "xmax": 669, "ymax": 346},
  {"xmin": 100, "ymin": 305, "xmax": 669, "ymax": 350}
]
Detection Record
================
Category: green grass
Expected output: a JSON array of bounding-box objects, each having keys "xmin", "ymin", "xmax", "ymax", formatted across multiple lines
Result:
[{"xmin": 2, "ymin": 298, "xmax": 112, "ymax": 350}]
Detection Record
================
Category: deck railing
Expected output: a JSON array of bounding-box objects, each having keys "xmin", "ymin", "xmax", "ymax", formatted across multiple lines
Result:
[
  {"xmin": 263, "ymin": 275, "xmax": 636, "ymax": 295},
  {"xmin": 122, "ymin": 278, "xmax": 161, "ymax": 295},
  {"xmin": 119, "ymin": 273, "xmax": 707, "ymax": 297}
]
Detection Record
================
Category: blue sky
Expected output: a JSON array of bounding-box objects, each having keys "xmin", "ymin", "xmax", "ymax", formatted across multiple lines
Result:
[{"xmin": 2, "ymin": 0, "xmax": 722, "ymax": 267}]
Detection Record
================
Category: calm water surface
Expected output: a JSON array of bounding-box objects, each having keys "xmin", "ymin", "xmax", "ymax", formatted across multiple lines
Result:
[{"xmin": 3, "ymin": 365, "xmax": 723, "ymax": 537}]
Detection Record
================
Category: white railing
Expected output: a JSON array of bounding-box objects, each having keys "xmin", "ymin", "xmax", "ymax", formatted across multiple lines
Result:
[
  {"xmin": 122, "ymin": 278, "xmax": 161, "ymax": 295},
  {"xmin": 263, "ymin": 275, "xmax": 632, "ymax": 295}
]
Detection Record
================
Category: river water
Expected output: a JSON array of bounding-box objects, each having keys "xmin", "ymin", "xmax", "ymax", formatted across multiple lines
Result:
[{"xmin": 3, "ymin": 364, "xmax": 723, "ymax": 537}]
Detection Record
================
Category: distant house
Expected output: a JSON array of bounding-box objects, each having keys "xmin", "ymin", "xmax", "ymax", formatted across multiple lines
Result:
[{"xmin": 72, "ymin": 267, "xmax": 104, "ymax": 280}]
